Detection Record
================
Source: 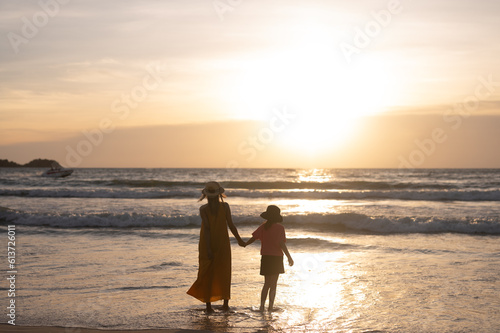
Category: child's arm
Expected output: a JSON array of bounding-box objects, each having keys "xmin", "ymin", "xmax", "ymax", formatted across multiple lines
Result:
[
  {"xmin": 245, "ymin": 236, "xmax": 256, "ymax": 247},
  {"xmin": 280, "ymin": 241, "xmax": 294, "ymax": 266}
]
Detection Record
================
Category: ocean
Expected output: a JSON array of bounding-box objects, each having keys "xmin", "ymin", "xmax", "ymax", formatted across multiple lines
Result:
[{"xmin": 1, "ymin": 168, "xmax": 499, "ymax": 332}]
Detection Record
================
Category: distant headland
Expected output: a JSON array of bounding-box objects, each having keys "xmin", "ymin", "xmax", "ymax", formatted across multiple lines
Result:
[{"xmin": 0, "ymin": 158, "xmax": 59, "ymax": 168}]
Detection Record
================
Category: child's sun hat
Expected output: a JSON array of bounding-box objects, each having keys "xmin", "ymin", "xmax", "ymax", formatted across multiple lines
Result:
[{"xmin": 260, "ymin": 205, "xmax": 283, "ymax": 222}]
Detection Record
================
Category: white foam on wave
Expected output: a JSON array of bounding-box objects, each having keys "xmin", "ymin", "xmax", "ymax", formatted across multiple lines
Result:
[
  {"xmin": 0, "ymin": 188, "xmax": 194, "ymax": 199},
  {"xmin": 283, "ymin": 213, "xmax": 500, "ymax": 234},
  {"xmin": 2, "ymin": 208, "xmax": 499, "ymax": 234},
  {"xmin": 2, "ymin": 188, "xmax": 500, "ymax": 201},
  {"xmin": 0, "ymin": 208, "xmax": 201, "ymax": 228}
]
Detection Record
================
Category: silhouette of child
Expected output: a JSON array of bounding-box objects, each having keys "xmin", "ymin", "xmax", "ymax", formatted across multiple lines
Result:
[{"xmin": 245, "ymin": 205, "xmax": 293, "ymax": 312}]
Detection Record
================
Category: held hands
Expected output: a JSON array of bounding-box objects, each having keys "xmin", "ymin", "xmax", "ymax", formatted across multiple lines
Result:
[
  {"xmin": 238, "ymin": 236, "xmax": 256, "ymax": 248},
  {"xmin": 238, "ymin": 238, "xmax": 253, "ymax": 247}
]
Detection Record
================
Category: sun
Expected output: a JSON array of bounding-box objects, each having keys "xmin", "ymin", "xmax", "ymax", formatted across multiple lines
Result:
[{"xmin": 226, "ymin": 25, "xmax": 396, "ymax": 156}]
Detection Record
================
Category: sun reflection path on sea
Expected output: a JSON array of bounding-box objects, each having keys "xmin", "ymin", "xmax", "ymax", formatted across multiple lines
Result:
[
  {"xmin": 297, "ymin": 169, "xmax": 333, "ymax": 184},
  {"xmin": 264, "ymin": 250, "xmax": 374, "ymax": 332},
  {"xmin": 276, "ymin": 198, "xmax": 349, "ymax": 216}
]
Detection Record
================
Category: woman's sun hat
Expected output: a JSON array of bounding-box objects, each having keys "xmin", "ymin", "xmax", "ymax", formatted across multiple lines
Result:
[
  {"xmin": 201, "ymin": 181, "xmax": 226, "ymax": 198},
  {"xmin": 260, "ymin": 205, "xmax": 283, "ymax": 222}
]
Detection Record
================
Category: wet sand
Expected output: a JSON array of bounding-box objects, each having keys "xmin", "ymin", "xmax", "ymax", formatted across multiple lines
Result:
[{"xmin": 0, "ymin": 324, "xmax": 212, "ymax": 333}]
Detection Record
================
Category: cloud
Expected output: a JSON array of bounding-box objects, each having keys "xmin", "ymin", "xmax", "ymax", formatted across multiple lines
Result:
[
  {"xmin": 1, "ymin": 0, "xmax": 500, "ymax": 168},
  {"xmin": 1, "ymin": 116, "xmax": 500, "ymax": 168},
  {"xmin": 0, "ymin": 120, "xmax": 265, "ymax": 167},
  {"xmin": 384, "ymin": 100, "xmax": 500, "ymax": 116}
]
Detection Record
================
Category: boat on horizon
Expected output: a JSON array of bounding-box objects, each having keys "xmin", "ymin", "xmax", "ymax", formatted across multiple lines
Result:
[{"xmin": 41, "ymin": 163, "xmax": 74, "ymax": 178}]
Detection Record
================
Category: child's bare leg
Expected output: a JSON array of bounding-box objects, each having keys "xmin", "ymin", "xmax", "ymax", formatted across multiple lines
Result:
[
  {"xmin": 222, "ymin": 299, "xmax": 229, "ymax": 311},
  {"xmin": 260, "ymin": 276, "xmax": 272, "ymax": 311},
  {"xmin": 260, "ymin": 285, "xmax": 268, "ymax": 311},
  {"xmin": 267, "ymin": 274, "xmax": 279, "ymax": 312},
  {"xmin": 205, "ymin": 302, "xmax": 214, "ymax": 313}
]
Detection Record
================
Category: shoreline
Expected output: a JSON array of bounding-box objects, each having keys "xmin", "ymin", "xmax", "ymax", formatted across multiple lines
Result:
[{"xmin": 0, "ymin": 324, "xmax": 213, "ymax": 333}]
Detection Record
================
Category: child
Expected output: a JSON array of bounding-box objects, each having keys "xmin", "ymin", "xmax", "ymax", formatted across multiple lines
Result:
[{"xmin": 245, "ymin": 205, "xmax": 293, "ymax": 312}]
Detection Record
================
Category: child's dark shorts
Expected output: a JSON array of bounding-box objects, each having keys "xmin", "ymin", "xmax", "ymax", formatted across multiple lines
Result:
[{"xmin": 260, "ymin": 255, "xmax": 285, "ymax": 276}]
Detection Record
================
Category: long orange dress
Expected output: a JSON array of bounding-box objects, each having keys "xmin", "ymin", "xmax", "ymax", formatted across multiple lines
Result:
[{"xmin": 187, "ymin": 202, "xmax": 231, "ymax": 302}]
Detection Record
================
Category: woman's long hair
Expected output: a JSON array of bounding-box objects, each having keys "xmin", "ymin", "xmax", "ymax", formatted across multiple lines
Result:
[
  {"xmin": 198, "ymin": 193, "xmax": 226, "ymax": 202},
  {"xmin": 209, "ymin": 195, "xmax": 221, "ymax": 215},
  {"xmin": 200, "ymin": 193, "xmax": 225, "ymax": 215}
]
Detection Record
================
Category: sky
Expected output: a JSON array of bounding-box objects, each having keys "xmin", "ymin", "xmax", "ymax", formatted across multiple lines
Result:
[{"xmin": 1, "ymin": 0, "xmax": 500, "ymax": 168}]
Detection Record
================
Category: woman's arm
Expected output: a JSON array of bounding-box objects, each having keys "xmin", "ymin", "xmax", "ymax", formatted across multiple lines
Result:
[
  {"xmin": 224, "ymin": 202, "xmax": 245, "ymax": 247},
  {"xmin": 200, "ymin": 206, "xmax": 213, "ymax": 260},
  {"xmin": 280, "ymin": 241, "xmax": 294, "ymax": 266}
]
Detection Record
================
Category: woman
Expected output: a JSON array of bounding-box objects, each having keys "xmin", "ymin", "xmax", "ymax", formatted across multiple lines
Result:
[{"xmin": 187, "ymin": 181, "xmax": 245, "ymax": 313}]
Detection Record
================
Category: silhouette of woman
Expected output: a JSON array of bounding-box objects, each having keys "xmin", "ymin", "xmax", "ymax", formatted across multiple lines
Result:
[{"xmin": 187, "ymin": 181, "xmax": 245, "ymax": 312}]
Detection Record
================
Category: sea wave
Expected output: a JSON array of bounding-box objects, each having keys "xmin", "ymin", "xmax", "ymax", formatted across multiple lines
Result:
[
  {"xmin": 1, "ymin": 188, "xmax": 500, "ymax": 201},
  {"xmin": 223, "ymin": 180, "xmax": 458, "ymax": 190},
  {"xmin": 284, "ymin": 213, "xmax": 500, "ymax": 235},
  {"xmin": 2, "ymin": 208, "xmax": 499, "ymax": 235},
  {"xmin": 109, "ymin": 179, "xmax": 200, "ymax": 188},
  {"xmin": 0, "ymin": 208, "xmax": 197, "ymax": 228},
  {"xmin": 0, "ymin": 178, "xmax": 463, "ymax": 190},
  {"xmin": 77, "ymin": 179, "xmax": 461, "ymax": 190},
  {"xmin": 286, "ymin": 237, "xmax": 359, "ymax": 250}
]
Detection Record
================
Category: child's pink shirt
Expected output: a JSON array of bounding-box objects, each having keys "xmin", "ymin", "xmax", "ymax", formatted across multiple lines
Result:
[{"xmin": 252, "ymin": 223, "xmax": 286, "ymax": 256}]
